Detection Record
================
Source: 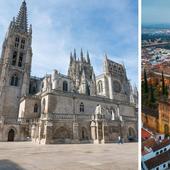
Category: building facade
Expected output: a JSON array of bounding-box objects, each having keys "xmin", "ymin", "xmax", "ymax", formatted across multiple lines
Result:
[
  {"xmin": 142, "ymin": 100, "xmax": 170, "ymax": 137},
  {"xmin": 0, "ymin": 1, "xmax": 138, "ymax": 144}
]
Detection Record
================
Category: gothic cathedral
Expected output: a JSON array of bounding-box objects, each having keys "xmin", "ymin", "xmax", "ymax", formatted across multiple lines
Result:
[{"xmin": 0, "ymin": 1, "xmax": 138, "ymax": 144}]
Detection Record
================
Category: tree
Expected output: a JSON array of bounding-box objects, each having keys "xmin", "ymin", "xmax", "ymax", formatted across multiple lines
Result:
[
  {"xmin": 165, "ymin": 86, "xmax": 169, "ymax": 97},
  {"xmin": 144, "ymin": 69, "xmax": 148, "ymax": 93},
  {"xmin": 162, "ymin": 71, "xmax": 165, "ymax": 95},
  {"xmin": 150, "ymin": 85, "xmax": 155, "ymax": 104}
]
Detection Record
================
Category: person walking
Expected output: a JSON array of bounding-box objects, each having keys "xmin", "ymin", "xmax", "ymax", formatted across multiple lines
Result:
[{"xmin": 118, "ymin": 136, "xmax": 121, "ymax": 144}]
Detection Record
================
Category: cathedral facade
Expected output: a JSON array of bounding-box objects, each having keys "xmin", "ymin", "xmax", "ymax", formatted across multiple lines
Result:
[{"xmin": 0, "ymin": 1, "xmax": 138, "ymax": 144}]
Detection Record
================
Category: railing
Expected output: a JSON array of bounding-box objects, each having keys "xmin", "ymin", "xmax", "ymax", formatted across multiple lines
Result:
[
  {"xmin": 122, "ymin": 115, "xmax": 137, "ymax": 122},
  {"xmin": 46, "ymin": 113, "xmax": 93, "ymax": 121},
  {"xmin": 1, "ymin": 117, "xmax": 40, "ymax": 125},
  {"xmin": 0, "ymin": 114, "xmax": 136, "ymax": 124},
  {"xmin": 18, "ymin": 118, "xmax": 40, "ymax": 124},
  {"xmin": 40, "ymin": 113, "xmax": 137, "ymax": 122},
  {"xmin": 52, "ymin": 114, "xmax": 74, "ymax": 120}
]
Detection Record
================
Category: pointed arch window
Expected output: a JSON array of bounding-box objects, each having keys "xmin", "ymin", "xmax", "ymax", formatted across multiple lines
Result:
[
  {"xmin": 15, "ymin": 36, "xmax": 20, "ymax": 48},
  {"xmin": 10, "ymin": 74, "xmax": 19, "ymax": 86},
  {"xmin": 63, "ymin": 81, "xmax": 68, "ymax": 92},
  {"xmin": 98, "ymin": 80, "xmax": 103, "ymax": 93},
  {"xmin": 21, "ymin": 39, "xmax": 25, "ymax": 49},
  {"xmin": 34, "ymin": 103, "xmax": 38, "ymax": 113},
  {"xmin": 12, "ymin": 51, "xmax": 17, "ymax": 66},
  {"xmin": 18, "ymin": 53, "xmax": 23, "ymax": 67},
  {"xmin": 32, "ymin": 86, "xmax": 36, "ymax": 93},
  {"xmin": 80, "ymin": 102, "xmax": 84, "ymax": 112}
]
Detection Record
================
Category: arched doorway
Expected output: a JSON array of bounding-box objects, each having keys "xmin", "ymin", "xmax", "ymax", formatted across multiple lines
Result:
[
  {"xmin": 81, "ymin": 127, "xmax": 88, "ymax": 140},
  {"xmin": 8, "ymin": 129, "xmax": 15, "ymax": 142},
  {"xmin": 53, "ymin": 127, "xmax": 71, "ymax": 143},
  {"xmin": 82, "ymin": 129, "xmax": 85, "ymax": 139},
  {"xmin": 128, "ymin": 127, "xmax": 136, "ymax": 142}
]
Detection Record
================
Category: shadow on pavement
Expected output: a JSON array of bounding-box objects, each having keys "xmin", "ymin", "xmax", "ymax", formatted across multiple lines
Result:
[{"xmin": 0, "ymin": 160, "xmax": 25, "ymax": 170}]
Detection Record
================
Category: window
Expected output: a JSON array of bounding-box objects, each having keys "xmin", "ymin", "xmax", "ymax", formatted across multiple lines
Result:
[
  {"xmin": 18, "ymin": 53, "xmax": 23, "ymax": 67},
  {"xmin": 163, "ymin": 164, "xmax": 166, "ymax": 168},
  {"xmin": 32, "ymin": 86, "xmax": 36, "ymax": 93},
  {"xmin": 12, "ymin": 51, "xmax": 17, "ymax": 66},
  {"xmin": 156, "ymin": 167, "xmax": 159, "ymax": 170},
  {"xmin": 34, "ymin": 104, "xmax": 38, "ymax": 113},
  {"xmin": 21, "ymin": 39, "xmax": 25, "ymax": 49},
  {"xmin": 164, "ymin": 148, "xmax": 167, "ymax": 152},
  {"xmin": 15, "ymin": 36, "xmax": 20, "ymax": 48},
  {"xmin": 86, "ymin": 83, "xmax": 90, "ymax": 96},
  {"xmin": 98, "ymin": 81, "xmax": 103, "ymax": 93},
  {"xmin": 160, "ymin": 150, "xmax": 163, "ymax": 154},
  {"xmin": 156, "ymin": 152, "xmax": 159, "ymax": 155},
  {"xmin": 63, "ymin": 81, "xmax": 68, "ymax": 92},
  {"xmin": 80, "ymin": 102, "xmax": 84, "ymax": 112},
  {"xmin": 10, "ymin": 74, "xmax": 19, "ymax": 86}
]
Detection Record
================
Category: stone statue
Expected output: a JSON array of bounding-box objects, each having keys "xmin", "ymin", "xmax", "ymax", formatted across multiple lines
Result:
[
  {"xmin": 111, "ymin": 110, "xmax": 115, "ymax": 120},
  {"xmin": 47, "ymin": 76, "xmax": 52, "ymax": 92},
  {"xmin": 95, "ymin": 105, "xmax": 102, "ymax": 115}
]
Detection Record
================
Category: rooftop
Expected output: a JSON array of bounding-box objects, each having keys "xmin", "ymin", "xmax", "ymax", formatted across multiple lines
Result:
[
  {"xmin": 152, "ymin": 139, "xmax": 170, "ymax": 152},
  {"xmin": 145, "ymin": 149, "xmax": 170, "ymax": 169}
]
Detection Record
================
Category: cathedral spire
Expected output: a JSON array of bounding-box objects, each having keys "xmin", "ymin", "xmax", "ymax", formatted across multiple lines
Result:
[
  {"xmin": 104, "ymin": 53, "xmax": 108, "ymax": 60},
  {"xmin": 104, "ymin": 53, "xmax": 109, "ymax": 74},
  {"xmin": 74, "ymin": 49, "xmax": 76, "ymax": 60},
  {"xmin": 16, "ymin": 0, "xmax": 28, "ymax": 32},
  {"xmin": 81, "ymin": 48, "xmax": 83, "ymax": 57},
  {"xmin": 81, "ymin": 48, "xmax": 83, "ymax": 62},
  {"xmin": 70, "ymin": 52, "xmax": 73, "ymax": 64},
  {"xmin": 87, "ymin": 51, "xmax": 90, "ymax": 64}
]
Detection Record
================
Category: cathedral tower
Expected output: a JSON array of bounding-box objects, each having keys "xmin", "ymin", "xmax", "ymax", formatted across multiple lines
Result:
[
  {"xmin": 0, "ymin": 1, "xmax": 32, "ymax": 119},
  {"xmin": 68, "ymin": 49, "xmax": 96, "ymax": 95},
  {"xmin": 103, "ymin": 55, "xmax": 130, "ymax": 101}
]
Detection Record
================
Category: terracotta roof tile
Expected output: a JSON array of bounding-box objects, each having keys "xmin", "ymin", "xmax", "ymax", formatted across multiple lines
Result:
[
  {"xmin": 142, "ymin": 138, "xmax": 157, "ymax": 151},
  {"xmin": 145, "ymin": 150, "xmax": 170, "ymax": 169},
  {"xmin": 142, "ymin": 128, "xmax": 152, "ymax": 140},
  {"xmin": 152, "ymin": 139, "xmax": 170, "ymax": 152}
]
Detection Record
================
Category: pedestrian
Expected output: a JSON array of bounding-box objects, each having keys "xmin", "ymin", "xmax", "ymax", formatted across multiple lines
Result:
[{"xmin": 118, "ymin": 136, "xmax": 121, "ymax": 144}]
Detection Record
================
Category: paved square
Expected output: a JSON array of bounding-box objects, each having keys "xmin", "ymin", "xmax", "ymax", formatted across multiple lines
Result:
[{"xmin": 0, "ymin": 142, "xmax": 138, "ymax": 170}]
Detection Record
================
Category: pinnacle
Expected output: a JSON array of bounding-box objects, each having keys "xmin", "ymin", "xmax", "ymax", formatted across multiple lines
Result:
[{"xmin": 16, "ymin": 0, "xmax": 28, "ymax": 32}]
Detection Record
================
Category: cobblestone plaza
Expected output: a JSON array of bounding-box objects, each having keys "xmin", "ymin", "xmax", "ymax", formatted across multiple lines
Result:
[{"xmin": 0, "ymin": 142, "xmax": 138, "ymax": 170}]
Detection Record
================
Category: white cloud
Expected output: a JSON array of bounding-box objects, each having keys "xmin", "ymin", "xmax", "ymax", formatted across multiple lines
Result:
[{"xmin": 0, "ymin": 0, "xmax": 138, "ymax": 86}]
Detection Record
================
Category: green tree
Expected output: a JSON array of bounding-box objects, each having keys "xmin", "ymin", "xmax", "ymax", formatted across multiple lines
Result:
[
  {"xmin": 144, "ymin": 69, "xmax": 148, "ymax": 93},
  {"xmin": 165, "ymin": 86, "xmax": 168, "ymax": 97},
  {"xmin": 162, "ymin": 71, "xmax": 165, "ymax": 95},
  {"xmin": 150, "ymin": 85, "xmax": 155, "ymax": 104}
]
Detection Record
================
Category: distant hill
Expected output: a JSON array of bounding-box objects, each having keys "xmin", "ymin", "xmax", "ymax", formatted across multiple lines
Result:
[{"xmin": 142, "ymin": 23, "xmax": 170, "ymax": 29}]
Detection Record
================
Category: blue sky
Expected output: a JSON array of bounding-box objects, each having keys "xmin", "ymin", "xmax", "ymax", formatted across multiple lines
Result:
[
  {"xmin": 0, "ymin": 0, "xmax": 138, "ymax": 86},
  {"xmin": 143, "ymin": 0, "xmax": 170, "ymax": 25}
]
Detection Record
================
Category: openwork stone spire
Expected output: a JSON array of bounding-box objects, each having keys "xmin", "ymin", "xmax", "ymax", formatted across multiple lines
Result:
[{"xmin": 16, "ymin": 0, "xmax": 28, "ymax": 32}]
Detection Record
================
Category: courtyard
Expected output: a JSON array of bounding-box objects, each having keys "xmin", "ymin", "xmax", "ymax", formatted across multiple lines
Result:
[{"xmin": 0, "ymin": 142, "xmax": 138, "ymax": 170}]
